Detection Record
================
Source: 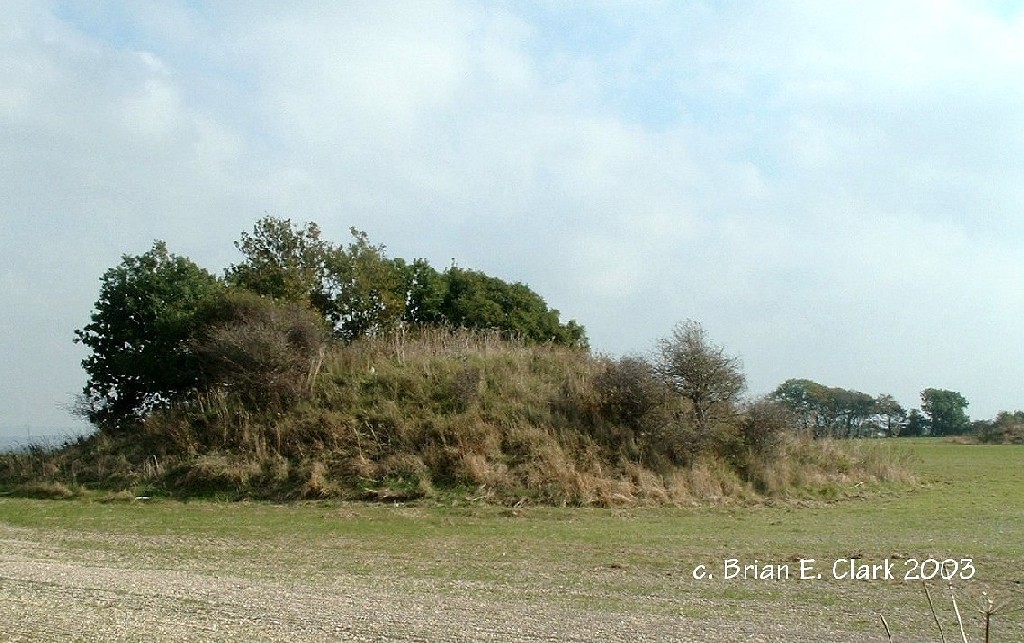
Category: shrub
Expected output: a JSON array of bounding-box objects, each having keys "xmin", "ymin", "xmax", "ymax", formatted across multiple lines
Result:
[
  {"xmin": 739, "ymin": 397, "xmax": 792, "ymax": 459},
  {"xmin": 192, "ymin": 289, "xmax": 329, "ymax": 410}
]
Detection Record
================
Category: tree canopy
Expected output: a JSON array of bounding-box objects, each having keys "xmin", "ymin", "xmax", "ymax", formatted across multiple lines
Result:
[
  {"xmin": 76, "ymin": 217, "xmax": 587, "ymax": 429},
  {"xmin": 224, "ymin": 217, "xmax": 586, "ymax": 346},
  {"xmin": 920, "ymin": 388, "xmax": 970, "ymax": 436},
  {"xmin": 74, "ymin": 241, "xmax": 222, "ymax": 427},
  {"xmin": 654, "ymin": 320, "xmax": 745, "ymax": 435},
  {"xmin": 771, "ymin": 379, "xmax": 907, "ymax": 438}
]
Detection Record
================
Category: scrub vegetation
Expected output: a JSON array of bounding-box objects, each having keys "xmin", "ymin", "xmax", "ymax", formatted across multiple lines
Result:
[{"xmin": 1, "ymin": 217, "xmax": 917, "ymax": 503}]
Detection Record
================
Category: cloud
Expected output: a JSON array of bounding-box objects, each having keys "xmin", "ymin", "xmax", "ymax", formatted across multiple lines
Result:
[{"xmin": 2, "ymin": 1, "xmax": 1023, "ymax": 433}]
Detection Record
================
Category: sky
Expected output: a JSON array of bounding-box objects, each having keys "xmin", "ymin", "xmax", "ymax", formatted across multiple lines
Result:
[{"xmin": 2, "ymin": 0, "xmax": 1023, "ymax": 441}]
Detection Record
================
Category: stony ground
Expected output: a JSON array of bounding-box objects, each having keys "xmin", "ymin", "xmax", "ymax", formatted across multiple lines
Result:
[{"xmin": 3, "ymin": 516, "xmax": 1004, "ymax": 643}]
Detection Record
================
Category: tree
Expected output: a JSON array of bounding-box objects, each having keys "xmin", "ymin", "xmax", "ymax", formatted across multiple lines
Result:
[
  {"xmin": 974, "ymin": 411, "xmax": 1024, "ymax": 444},
  {"xmin": 772, "ymin": 378, "xmax": 829, "ymax": 436},
  {"xmin": 872, "ymin": 394, "xmax": 907, "ymax": 436},
  {"xmin": 226, "ymin": 216, "xmax": 330, "ymax": 307},
  {"xmin": 74, "ymin": 241, "xmax": 222, "ymax": 428},
  {"xmin": 920, "ymin": 388, "xmax": 970, "ymax": 436},
  {"xmin": 904, "ymin": 409, "xmax": 929, "ymax": 436},
  {"xmin": 827, "ymin": 387, "xmax": 876, "ymax": 438},
  {"xmin": 772, "ymin": 378, "xmax": 901, "ymax": 438},
  {"xmin": 400, "ymin": 258, "xmax": 448, "ymax": 326},
  {"xmin": 654, "ymin": 320, "xmax": 745, "ymax": 436},
  {"xmin": 322, "ymin": 228, "xmax": 407, "ymax": 341},
  {"xmin": 227, "ymin": 219, "xmax": 408, "ymax": 341},
  {"xmin": 434, "ymin": 266, "xmax": 587, "ymax": 347},
  {"xmin": 225, "ymin": 218, "xmax": 587, "ymax": 345},
  {"xmin": 739, "ymin": 397, "xmax": 791, "ymax": 459}
]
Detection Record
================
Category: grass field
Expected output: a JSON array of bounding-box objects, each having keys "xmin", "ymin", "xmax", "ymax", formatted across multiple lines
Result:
[{"xmin": 1, "ymin": 439, "xmax": 1022, "ymax": 641}]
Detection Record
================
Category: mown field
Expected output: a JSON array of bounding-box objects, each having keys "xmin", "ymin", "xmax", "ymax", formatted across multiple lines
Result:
[{"xmin": 1, "ymin": 439, "xmax": 1021, "ymax": 642}]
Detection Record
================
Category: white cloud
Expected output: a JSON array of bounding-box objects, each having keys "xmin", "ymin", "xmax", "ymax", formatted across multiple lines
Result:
[{"xmin": 2, "ymin": 0, "xmax": 1023, "ymax": 434}]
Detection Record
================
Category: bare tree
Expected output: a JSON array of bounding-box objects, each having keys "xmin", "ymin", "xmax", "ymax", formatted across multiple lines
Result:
[{"xmin": 654, "ymin": 320, "xmax": 746, "ymax": 436}]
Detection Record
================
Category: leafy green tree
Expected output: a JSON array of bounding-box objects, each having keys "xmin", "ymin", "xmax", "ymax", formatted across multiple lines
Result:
[
  {"xmin": 74, "ymin": 241, "xmax": 222, "ymax": 428},
  {"xmin": 873, "ymin": 394, "xmax": 907, "ymax": 436},
  {"xmin": 322, "ymin": 228, "xmax": 407, "ymax": 341},
  {"xmin": 920, "ymin": 388, "xmax": 970, "ymax": 436},
  {"xmin": 226, "ymin": 216, "xmax": 330, "ymax": 307},
  {"xmin": 773, "ymin": 379, "xmax": 899, "ymax": 438},
  {"xmin": 435, "ymin": 267, "xmax": 587, "ymax": 347},
  {"xmin": 400, "ymin": 258, "xmax": 448, "ymax": 326},
  {"xmin": 772, "ymin": 378, "xmax": 829, "ymax": 435},
  {"xmin": 655, "ymin": 320, "xmax": 745, "ymax": 437},
  {"xmin": 904, "ymin": 408, "xmax": 929, "ymax": 436},
  {"xmin": 227, "ymin": 218, "xmax": 407, "ymax": 341},
  {"xmin": 827, "ymin": 387, "xmax": 876, "ymax": 437}
]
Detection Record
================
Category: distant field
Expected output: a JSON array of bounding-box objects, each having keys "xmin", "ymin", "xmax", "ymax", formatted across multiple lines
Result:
[
  {"xmin": 0, "ymin": 430, "xmax": 92, "ymax": 454},
  {"xmin": 1, "ymin": 439, "xmax": 1022, "ymax": 641}
]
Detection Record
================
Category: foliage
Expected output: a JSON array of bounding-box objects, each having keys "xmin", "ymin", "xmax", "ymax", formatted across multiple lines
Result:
[
  {"xmin": 904, "ymin": 409, "xmax": 929, "ymax": 436},
  {"xmin": 226, "ymin": 216, "xmax": 586, "ymax": 346},
  {"xmin": 74, "ymin": 241, "xmax": 222, "ymax": 429},
  {"xmin": 920, "ymin": 388, "xmax": 970, "ymax": 436},
  {"xmin": 738, "ymin": 397, "xmax": 792, "ymax": 459},
  {"xmin": 593, "ymin": 356, "xmax": 671, "ymax": 430},
  {"xmin": 654, "ymin": 320, "xmax": 745, "ymax": 439},
  {"xmin": 76, "ymin": 216, "xmax": 587, "ymax": 435},
  {"xmin": 226, "ymin": 216, "xmax": 330, "ymax": 307},
  {"xmin": 973, "ymin": 410, "xmax": 1024, "ymax": 444},
  {"xmin": 400, "ymin": 258, "xmax": 448, "ymax": 325},
  {"xmin": 772, "ymin": 379, "xmax": 906, "ymax": 438},
  {"xmin": 65, "ymin": 216, "xmax": 921, "ymax": 505},
  {"xmin": 322, "ymin": 229, "xmax": 407, "ymax": 340},
  {"xmin": 18, "ymin": 323, "xmax": 912, "ymax": 504},
  {"xmin": 191, "ymin": 289, "xmax": 329, "ymax": 411},
  {"xmin": 439, "ymin": 267, "xmax": 587, "ymax": 346},
  {"xmin": 872, "ymin": 394, "xmax": 908, "ymax": 436}
]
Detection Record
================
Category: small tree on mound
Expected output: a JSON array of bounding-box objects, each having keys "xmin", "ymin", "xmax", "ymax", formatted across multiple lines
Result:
[
  {"xmin": 654, "ymin": 320, "xmax": 746, "ymax": 442},
  {"xmin": 74, "ymin": 241, "xmax": 222, "ymax": 429}
]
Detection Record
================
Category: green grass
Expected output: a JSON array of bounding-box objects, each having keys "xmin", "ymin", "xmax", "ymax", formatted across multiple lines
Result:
[{"xmin": 1, "ymin": 438, "xmax": 1022, "ymax": 639}]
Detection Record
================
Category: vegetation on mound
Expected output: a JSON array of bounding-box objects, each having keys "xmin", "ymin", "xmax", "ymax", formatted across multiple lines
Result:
[
  {"xmin": 0, "ymin": 217, "xmax": 915, "ymax": 504},
  {"xmin": 3, "ymin": 326, "xmax": 912, "ymax": 504}
]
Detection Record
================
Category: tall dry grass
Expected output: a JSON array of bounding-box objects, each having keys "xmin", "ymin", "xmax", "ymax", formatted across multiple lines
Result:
[{"xmin": 1, "ymin": 328, "xmax": 915, "ymax": 504}]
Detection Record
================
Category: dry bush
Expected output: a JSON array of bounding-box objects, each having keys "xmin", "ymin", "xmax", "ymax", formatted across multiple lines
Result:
[
  {"xmin": 13, "ymin": 480, "xmax": 82, "ymax": 499},
  {"xmin": 683, "ymin": 456, "xmax": 753, "ymax": 503},
  {"xmin": 593, "ymin": 356, "xmax": 669, "ymax": 428},
  {"xmin": 297, "ymin": 460, "xmax": 340, "ymax": 499},
  {"xmin": 192, "ymin": 289, "xmax": 328, "ymax": 411},
  {"xmin": 166, "ymin": 453, "xmax": 262, "ymax": 497},
  {"xmin": 739, "ymin": 397, "xmax": 791, "ymax": 459},
  {"xmin": 454, "ymin": 452, "xmax": 514, "ymax": 489}
]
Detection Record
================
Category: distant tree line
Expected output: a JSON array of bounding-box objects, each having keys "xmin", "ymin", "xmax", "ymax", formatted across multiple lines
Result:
[
  {"xmin": 770, "ymin": 379, "xmax": 972, "ymax": 438},
  {"xmin": 74, "ymin": 217, "xmax": 586, "ymax": 429},
  {"xmin": 972, "ymin": 410, "xmax": 1024, "ymax": 444}
]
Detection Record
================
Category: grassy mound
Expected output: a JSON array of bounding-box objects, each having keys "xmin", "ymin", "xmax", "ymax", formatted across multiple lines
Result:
[{"xmin": 1, "ymin": 329, "xmax": 913, "ymax": 504}]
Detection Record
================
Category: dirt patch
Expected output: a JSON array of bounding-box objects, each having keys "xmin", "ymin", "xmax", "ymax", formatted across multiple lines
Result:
[{"xmin": 0, "ymin": 523, "xmax": 865, "ymax": 642}]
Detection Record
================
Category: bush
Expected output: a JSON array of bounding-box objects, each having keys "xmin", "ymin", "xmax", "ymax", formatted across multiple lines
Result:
[
  {"xmin": 192, "ymin": 290, "xmax": 329, "ymax": 410},
  {"xmin": 739, "ymin": 397, "xmax": 792, "ymax": 459}
]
